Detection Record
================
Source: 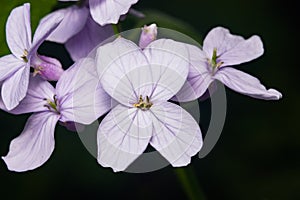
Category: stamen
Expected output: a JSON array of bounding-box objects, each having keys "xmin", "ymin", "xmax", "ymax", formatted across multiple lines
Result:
[
  {"xmin": 133, "ymin": 95, "xmax": 153, "ymax": 110},
  {"xmin": 216, "ymin": 61, "xmax": 224, "ymax": 68},
  {"xmin": 53, "ymin": 95, "xmax": 58, "ymax": 105},
  {"xmin": 44, "ymin": 104, "xmax": 51, "ymax": 110},
  {"xmin": 33, "ymin": 66, "xmax": 43, "ymax": 77},
  {"xmin": 21, "ymin": 49, "xmax": 28, "ymax": 63}
]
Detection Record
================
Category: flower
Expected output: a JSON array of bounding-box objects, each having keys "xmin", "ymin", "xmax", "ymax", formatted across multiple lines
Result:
[
  {"xmin": 59, "ymin": 0, "xmax": 139, "ymax": 26},
  {"xmin": 139, "ymin": 23, "xmax": 158, "ymax": 49},
  {"xmin": 95, "ymin": 37, "xmax": 203, "ymax": 172},
  {"xmin": 1, "ymin": 58, "xmax": 111, "ymax": 172},
  {"xmin": 174, "ymin": 27, "xmax": 282, "ymax": 102},
  {"xmin": 0, "ymin": 3, "xmax": 64, "ymax": 110},
  {"xmin": 46, "ymin": 4, "xmax": 114, "ymax": 61}
]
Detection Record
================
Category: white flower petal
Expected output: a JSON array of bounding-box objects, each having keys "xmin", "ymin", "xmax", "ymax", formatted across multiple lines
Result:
[
  {"xmin": 30, "ymin": 9, "xmax": 64, "ymax": 56},
  {"xmin": 57, "ymin": 58, "xmax": 111, "ymax": 124},
  {"xmin": 150, "ymin": 102, "xmax": 203, "ymax": 166},
  {"xmin": 97, "ymin": 104, "xmax": 152, "ymax": 172},
  {"xmin": 7, "ymin": 75, "xmax": 55, "ymax": 114},
  {"xmin": 1, "ymin": 64, "xmax": 30, "ymax": 110},
  {"xmin": 89, "ymin": 0, "xmax": 138, "ymax": 25},
  {"xmin": 6, "ymin": 3, "xmax": 31, "ymax": 58},
  {"xmin": 46, "ymin": 5, "xmax": 89, "ymax": 44},
  {"xmin": 171, "ymin": 44, "xmax": 212, "ymax": 102},
  {"xmin": 143, "ymin": 39, "xmax": 190, "ymax": 102},
  {"xmin": 214, "ymin": 67, "xmax": 282, "ymax": 100},
  {"xmin": 0, "ymin": 54, "xmax": 26, "ymax": 82},
  {"xmin": 96, "ymin": 37, "xmax": 149, "ymax": 106},
  {"xmin": 2, "ymin": 112, "xmax": 59, "ymax": 172}
]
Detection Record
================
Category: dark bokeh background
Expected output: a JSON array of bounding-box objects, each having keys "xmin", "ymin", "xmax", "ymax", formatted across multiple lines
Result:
[{"xmin": 0, "ymin": 0, "xmax": 299, "ymax": 199}]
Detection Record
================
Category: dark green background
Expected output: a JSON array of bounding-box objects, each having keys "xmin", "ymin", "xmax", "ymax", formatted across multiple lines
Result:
[{"xmin": 0, "ymin": 0, "xmax": 298, "ymax": 199}]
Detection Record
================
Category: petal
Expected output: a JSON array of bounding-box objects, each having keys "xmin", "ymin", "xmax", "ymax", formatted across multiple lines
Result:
[
  {"xmin": 46, "ymin": 6, "xmax": 89, "ymax": 43},
  {"xmin": 29, "ymin": 9, "xmax": 64, "ymax": 56},
  {"xmin": 8, "ymin": 75, "xmax": 55, "ymax": 114},
  {"xmin": 214, "ymin": 67, "xmax": 282, "ymax": 100},
  {"xmin": 96, "ymin": 37, "xmax": 148, "ymax": 77},
  {"xmin": 171, "ymin": 44, "xmax": 213, "ymax": 102},
  {"xmin": 149, "ymin": 102, "xmax": 202, "ymax": 166},
  {"xmin": 0, "ymin": 92, "xmax": 6, "ymax": 111},
  {"xmin": 56, "ymin": 59, "xmax": 92, "ymax": 97},
  {"xmin": 1, "ymin": 65, "xmax": 30, "ymax": 110},
  {"xmin": 143, "ymin": 39, "xmax": 190, "ymax": 102},
  {"xmin": 65, "ymin": 16, "xmax": 114, "ymax": 61},
  {"xmin": 203, "ymin": 27, "xmax": 264, "ymax": 67},
  {"xmin": 6, "ymin": 3, "xmax": 31, "ymax": 58},
  {"xmin": 96, "ymin": 37, "xmax": 149, "ymax": 106},
  {"xmin": 90, "ymin": 0, "xmax": 138, "ymax": 25},
  {"xmin": 97, "ymin": 104, "xmax": 152, "ymax": 172},
  {"xmin": 0, "ymin": 54, "xmax": 26, "ymax": 81},
  {"xmin": 2, "ymin": 112, "xmax": 59, "ymax": 172},
  {"xmin": 57, "ymin": 58, "xmax": 111, "ymax": 124}
]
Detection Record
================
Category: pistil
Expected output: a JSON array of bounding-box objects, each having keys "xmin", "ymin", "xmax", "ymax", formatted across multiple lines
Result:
[
  {"xmin": 209, "ymin": 48, "xmax": 224, "ymax": 74},
  {"xmin": 44, "ymin": 95, "xmax": 60, "ymax": 113}
]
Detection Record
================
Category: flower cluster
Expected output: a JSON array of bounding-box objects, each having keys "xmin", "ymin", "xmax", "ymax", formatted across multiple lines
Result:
[{"xmin": 0, "ymin": 1, "xmax": 282, "ymax": 172}]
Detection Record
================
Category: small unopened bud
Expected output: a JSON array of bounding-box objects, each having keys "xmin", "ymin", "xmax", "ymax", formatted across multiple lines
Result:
[
  {"xmin": 139, "ymin": 23, "xmax": 157, "ymax": 49},
  {"xmin": 31, "ymin": 54, "xmax": 64, "ymax": 81}
]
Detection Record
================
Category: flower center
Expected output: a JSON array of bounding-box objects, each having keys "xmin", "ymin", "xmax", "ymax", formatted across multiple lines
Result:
[
  {"xmin": 44, "ymin": 95, "xmax": 60, "ymax": 113},
  {"xmin": 208, "ymin": 48, "xmax": 224, "ymax": 73},
  {"xmin": 21, "ymin": 49, "xmax": 28, "ymax": 63},
  {"xmin": 133, "ymin": 95, "xmax": 153, "ymax": 110}
]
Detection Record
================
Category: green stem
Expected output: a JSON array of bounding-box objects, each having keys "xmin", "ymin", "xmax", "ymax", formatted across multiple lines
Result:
[
  {"xmin": 174, "ymin": 167, "xmax": 206, "ymax": 200},
  {"xmin": 112, "ymin": 24, "xmax": 120, "ymax": 35}
]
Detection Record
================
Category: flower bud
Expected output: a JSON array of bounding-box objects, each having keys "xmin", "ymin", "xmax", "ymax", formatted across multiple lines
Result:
[
  {"xmin": 31, "ymin": 54, "xmax": 64, "ymax": 81},
  {"xmin": 138, "ymin": 23, "xmax": 157, "ymax": 49}
]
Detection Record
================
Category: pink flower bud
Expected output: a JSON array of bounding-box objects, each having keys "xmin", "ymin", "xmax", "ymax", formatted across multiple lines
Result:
[
  {"xmin": 31, "ymin": 54, "xmax": 64, "ymax": 81},
  {"xmin": 138, "ymin": 23, "xmax": 157, "ymax": 49}
]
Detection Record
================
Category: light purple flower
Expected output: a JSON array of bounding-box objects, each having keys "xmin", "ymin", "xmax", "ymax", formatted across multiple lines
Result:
[
  {"xmin": 139, "ymin": 23, "xmax": 158, "ymax": 49},
  {"xmin": 1, "ymin": 58, "xmax": 111, "ymax": 172},
  {"xmin": 46, "ymin": 4, "xmax": 114, "ymax": 61},
  {"xmin": 59, "ymin": 0, "xmax": 139, "ymax": 26},
  {"xmin": 175, "ymin": 27, "xmax": 282, "ymax": 102},
  {"xmin": 95, "ymin": 37, "xmax": 203, "ymax": 172},
  {"xmin": 0, "ymin": 4, "xmax": 64, "ymax": 110}
]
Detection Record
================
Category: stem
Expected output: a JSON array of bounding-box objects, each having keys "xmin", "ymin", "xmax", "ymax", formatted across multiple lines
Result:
[
  {"xmin": 112, "ymin": 24, "xmax": 120, "ymax": 35},
  {"xmin": 174, "ymin": 167, "xmax": 206, "ymax": 200}
]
